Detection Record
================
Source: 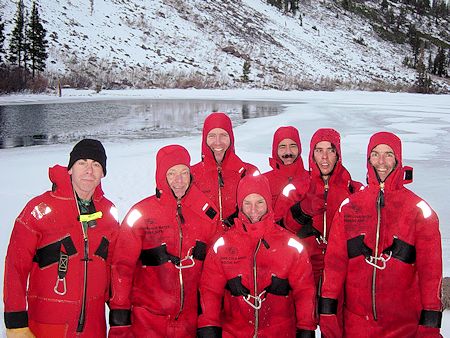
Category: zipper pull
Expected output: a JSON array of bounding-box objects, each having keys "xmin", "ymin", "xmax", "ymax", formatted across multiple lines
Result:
[
  {"xmin": 177, "ymin": 201, "xmax": 185, "ymax": 224},
  {"xmin": 218, "ymin": 167, "xmax": 224, "ymax": 187},
  {"xmin": 324, "ymin": 179, "xmax": 329, "ymax": 202},
  {"xmin": 377, "ymin": 183, "xmax": 385, "ymax": 208}
]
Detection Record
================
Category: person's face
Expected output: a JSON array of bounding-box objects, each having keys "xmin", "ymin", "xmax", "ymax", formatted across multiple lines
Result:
[
  {"xmin": 277, "ymin": 138, "xmax": 299, "ymax": 165},
  {"xmin": 369, "ymin": 144, "xmax": 396, "ymax": 182},
  {"xmin": 242, "ymin": 193, "xmax": 268, "ymax": 223},
  {"xmin": 206, "ymin": 128, "xmax": 231, "ymax": 163},
  {"xmin": 69, "ymin": 159, "xmax": 104, "ymax": 200},
  {"xmin": 313, "ymin": 141, "xmax": 338, "ymax": 178},
  {"xmin": 166, "ymin": 164, "xmax": 191, "ymax": 198}
]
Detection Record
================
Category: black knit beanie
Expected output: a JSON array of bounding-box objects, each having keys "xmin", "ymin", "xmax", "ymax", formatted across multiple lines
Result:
[{"xmin": 68, "ymin": 139, "xmax": 107, "ymax": 176}]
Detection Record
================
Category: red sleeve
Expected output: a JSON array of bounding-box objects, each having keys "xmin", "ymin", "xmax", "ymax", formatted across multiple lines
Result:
[
  {"xmin": 197, "ymin": 243, "xmax": 228, "ymax": 328},
  {"xmin": 321, "ymin": 210, "xmax": 348, "ymax": 300},
  {"xmin": 414, "ymin": 201, "xmax": 442, "ymax": 311},
  {"xmin": 109, "ymin": 209, "xmax": 143, "ymax": 310},
  {"xmin": 4, "ymin": 209, "xmax": 40, "ymax": 313},
  {"xmin": 288, "ymin": 243, "xmax": 317, "ymax": 331}
]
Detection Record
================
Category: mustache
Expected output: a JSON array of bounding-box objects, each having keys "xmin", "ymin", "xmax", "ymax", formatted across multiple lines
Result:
[{"xmin": 281, "ymin": 154, "xmax": 295, "ymax": 159}]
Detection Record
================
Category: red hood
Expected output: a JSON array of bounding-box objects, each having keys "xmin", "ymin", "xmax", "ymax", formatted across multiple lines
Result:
[
  {"xmin": 49, "ymin": 164, "xmax": 104, "ymax": 201},
  {"xmin": 156, "ymin": 144, "xmax": 191, "ymax": 197},
  {"xmin": 366, "ymin": 131, "xmax": 406, "ymax": 190},
  {"xmin": 308, "ymin": 128, "xmax": 342, "ymax": 178},
  {"xmin": 237, "ymin": 174, "xmax": 273, "ymax": 223},
  {"xmin": 236, "ymin": 174, "xmax": 275, "ymax": 239},
  {"xmin": 270, "ymin": 126, "xmax": 304, "ymax": 169},
  {"xmin": 201, "ymin": 112, "xmax": 235, "ymax": 163}
]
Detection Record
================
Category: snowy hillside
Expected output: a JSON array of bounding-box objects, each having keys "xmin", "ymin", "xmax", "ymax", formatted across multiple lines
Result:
[{"xmin": 0, "ymin": 0, "xmax": 449, "ymax": 89}]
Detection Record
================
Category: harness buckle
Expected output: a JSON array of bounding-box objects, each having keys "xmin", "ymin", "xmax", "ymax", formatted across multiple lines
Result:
[
  {"xmin": 316, "ymin": 235, "xmax": 328, "ymax": 245},
  {"xmin": 54, "ymin": 277, "xmax": 67, "ymax": 295},
  {"xmin": 175, "ymin": 247, "xmax": 195, "ymax": 269},
  {"xmin": 54, "ymin": 252, "xmax": 68, "ymax": 295},
  {"xmin": 364, "ymin": 251, "xmax": 392, "ymax": 270},
  {"xmin": 243, "ymin": 290, "xmax": 266, "ymax": 310}
]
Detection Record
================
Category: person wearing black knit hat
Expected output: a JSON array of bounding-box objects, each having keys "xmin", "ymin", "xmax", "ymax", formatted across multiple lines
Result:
[
  {"xmin": 4, "ymin": 138, "xmax": 119, "ymax": 338},
  {"xmin": 68, "ymin": 138, "xmax": 107, "ymax": 176}
]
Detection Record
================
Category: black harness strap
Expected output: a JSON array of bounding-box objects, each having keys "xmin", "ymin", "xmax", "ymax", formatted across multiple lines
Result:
[
  {"xmin": 192, "ymin": 241, "xmax": 207, "ymax": 261},
  {"xmin": 290, "ymin": 202, "xmax": 313, "ymax": 227},
  {"xmin": 33, "ymin": 236, "xmax": 77, "ymax": 268},
  {"xmin": 226, "ymin": 275, "xmax": 291, "ymax": 298},
  {"xmin": 347, "ymin": 235, "xmax": 373, "ymax": 259},
  {"xmin": 94, "ymin": 236, "xmax": 110, "ymax": 260},
  {"xmin": 296, "ymin": 221, "xmax": 321, "ymax": 239},
  {"xmin": 223, "ymin": 208, "xmax": 239, "ymax": 227},
  {"xmin": 226, "ymin": 276, "xmax": 250, "ymax": 297},
  {"xmin": 140, "ymin": 244, "xmax": 180, "ymax": 266},
  {"xmin": 383, "ymin": 237, "xmax": 416, "ymax": 264},
  {"xmin": 265, "ymin": 275, "xmax": 291, "ymax": 296},
  {"xmin": 140, "ymin": 241, "xmax": 207, "ymax": 266}
]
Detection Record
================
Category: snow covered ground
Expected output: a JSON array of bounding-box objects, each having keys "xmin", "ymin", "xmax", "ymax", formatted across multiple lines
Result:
[{"xmin": 0, "ymin": 89, "xmax": 448, "ymax": 336}]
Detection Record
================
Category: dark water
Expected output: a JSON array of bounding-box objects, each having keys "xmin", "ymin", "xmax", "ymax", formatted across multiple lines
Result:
[{"xmin": 0, "ymin": 99, "xmax": 283, "ymax": 148}]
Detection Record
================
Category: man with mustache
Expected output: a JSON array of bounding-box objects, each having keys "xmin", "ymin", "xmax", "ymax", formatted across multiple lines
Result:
[{"xmin": 263, "ymin": 126, "xmax": 310, "ymax": 224}]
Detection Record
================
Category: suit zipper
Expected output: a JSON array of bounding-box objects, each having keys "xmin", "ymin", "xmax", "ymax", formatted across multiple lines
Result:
[
  {"xmin": 175, "ymin": 199, "xmax": 184, "ymax": 320},
  {"xmin": 371, "ymin": 183, "xmax": 384, "ymax": 321},
  {"xmin": 253, "ymin": 239, "xmax": 262, "ymax": 338},
  {"xmin": 318, "ymin": 180, "xmax": 329, "ymax": 299},
  {"xmin": 217, "ymin": 166, "xmax": 224, "ymax": 222},
  {"xmin": 75, "ymin": 198, "xmax": 89, "ymax": 333},
  {"xmin": 323, "ymin": 179, "xmax": 329, "ymax": 242},
  {"xmin": 77, "ymin": 235, "xmax": 89, "ymax": 332}
]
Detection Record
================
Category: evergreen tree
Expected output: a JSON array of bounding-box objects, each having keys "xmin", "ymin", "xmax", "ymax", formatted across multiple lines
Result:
[
  {"xmin": 432, "ymin": 0, "xmax": 450, "ymax": 18},
  {"xmin": 448, "ymin": 49, "xmax": 450, "ymax": 69},
  {"xmin": 407, "ymin": 24, "xmax": 421, "ymax": 66},
  {"xmin": 415, "ymin": 47, "xmax": 432, "ymax": 93},
  {"xmin": 381, "ymin": 0, "xmax": 388, "ymax": 11},
  {"xmin": 0, "ymin": 15, "xmax": 5, "ymax": 65},
  {"xmin": 427, "ymin": 50, "xmax": 433, "ymax": 73},
  {"xmin": 342, "ymin": 0, "xmax": 352, "ymax": 11},
  {"xmin": 433, "ymin": 47, "xmax": 447, "ymax": 77},
  {"xmin": 26, "ymin": 0, "xmax": 48, "ymax": 78},
  {"xmin": 396, "ymin": 7, "xmax": 407, "ymax": 30},
  {"xmin": 267, "ymin": 0, "xmax": 282, "ymax": 10},
  {"xmin": 415, "ymin": 0, "xmax": 429, "ymax": 14},
  {"xmin": 8, "ymin": 0, "xmax": 26, "ymax": 68},
  {"xmin": 242, "ymin": 60, "xmax": 251, "ymax": 83},
  {"xmin": 289, "ymin": 0, "xmax": 299, "ymax": 15}
]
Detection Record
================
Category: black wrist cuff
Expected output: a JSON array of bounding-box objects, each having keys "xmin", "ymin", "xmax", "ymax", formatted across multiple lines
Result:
[
  {"xmin": 197, "ymin": 326, "xmax": 222, "ymax": 338},
  {"xmin": 419, "ymin": 309, "xmax": 442, "ymax": 328},
  {"xmin": 296, "ymin": 329, "xmax": 315, "ymax": 338},
  {"xmin": 318, "ymin": 297, "xmax": 338, "ymax": 315},
  {"xmin": 109, "ymin": 309, "xmax": 131, "ymax": 326},
  {"xmin": 4, "ymin": 311, "xmax": 28, "ymax": 329}
]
